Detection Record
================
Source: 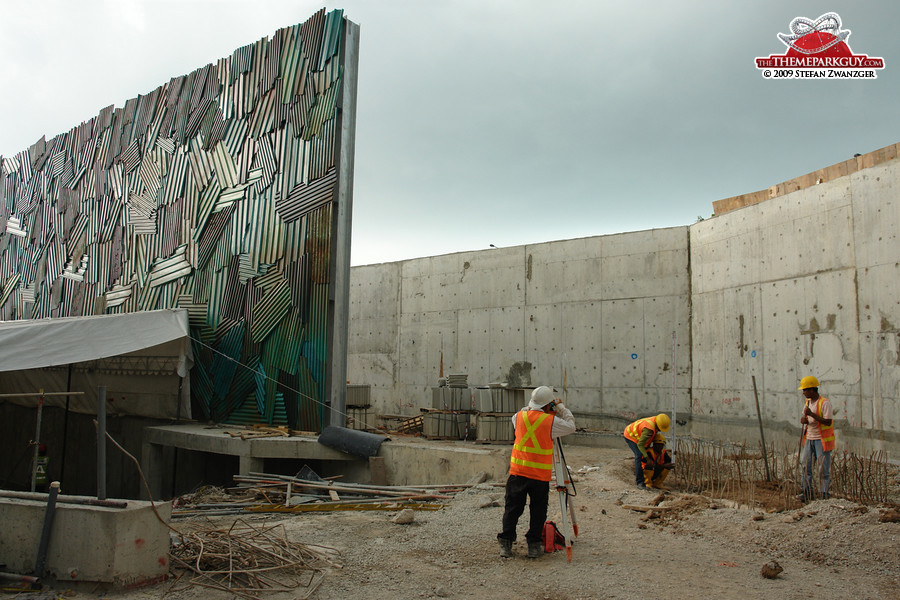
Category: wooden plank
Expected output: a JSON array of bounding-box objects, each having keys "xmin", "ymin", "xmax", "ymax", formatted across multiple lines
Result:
[{"xmin": 621, "ymin": 504, "xmax": 677, "ymax": 512}]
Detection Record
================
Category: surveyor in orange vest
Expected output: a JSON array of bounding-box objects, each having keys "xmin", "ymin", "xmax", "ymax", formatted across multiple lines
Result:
[
  {"xmin": 798, "ymin": 376, "xmax": 835, "ymax": 501},
  {"xmin": 641, "ymin": 433, "xmax": 674, "ymax": 489},
  {"xmin": 623, "ymin": 413, "xmax": 670, "ymax": 489},
  {"xmin": 497, "ymin": 386, "xmax": 576, "ymax": 559}
]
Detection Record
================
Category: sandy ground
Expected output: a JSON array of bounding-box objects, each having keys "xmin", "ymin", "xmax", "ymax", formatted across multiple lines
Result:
[{"xmin": 13, "ymin": 445, "xmax": 899, "ymax": 600}]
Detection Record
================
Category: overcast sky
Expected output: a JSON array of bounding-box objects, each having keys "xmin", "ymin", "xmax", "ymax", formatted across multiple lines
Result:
[{"xmin": 1, "ymin": 1, "xmax": 897, "ymax": 266}]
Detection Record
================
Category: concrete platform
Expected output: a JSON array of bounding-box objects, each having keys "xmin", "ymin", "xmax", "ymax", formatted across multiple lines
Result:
[
  {"xmin": 141, "ymin": 423, "xmax": 525, "ymax": 496},
  {"xmin": 0, "ymin": 493, "xmax": 171, "ymax": 587}
]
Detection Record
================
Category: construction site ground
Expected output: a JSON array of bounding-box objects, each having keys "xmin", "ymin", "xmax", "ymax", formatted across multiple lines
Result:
[{"xmin": 21, "ymin": 445, "xmax": 900, "ymax": 600}]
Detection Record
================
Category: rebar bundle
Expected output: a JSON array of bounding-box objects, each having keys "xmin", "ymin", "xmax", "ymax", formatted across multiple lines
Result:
[
  {"xmin": 167, "ymin": 518, "xmax": 341, "ymax": 600},
  {"xmin": 671, "ymin": 438, "xmax": 893, "ymax": 508}
]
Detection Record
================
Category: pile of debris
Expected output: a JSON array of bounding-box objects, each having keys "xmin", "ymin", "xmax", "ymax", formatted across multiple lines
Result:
[
  {"xmin": 172, "ymin": 466, "xmax": 474, "ymax": 518},
  {"xmin": 168, "ymin": 518, "xmax": 340, "ymax": 600}
]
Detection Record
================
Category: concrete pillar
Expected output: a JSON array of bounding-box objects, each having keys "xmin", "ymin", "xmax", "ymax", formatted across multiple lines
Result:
[
  {"xmin": 139, "ymin": 441, "xmax": 164, "ymax": 501},
  {"xmin": 239, "ymin": 455, "xmax": 264, "ymax": 475}
]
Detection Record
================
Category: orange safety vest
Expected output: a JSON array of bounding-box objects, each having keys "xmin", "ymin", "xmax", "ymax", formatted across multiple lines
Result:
[
  {"xmin": 643, "ymin": 447, "xmax": 669, "ymax": 468},
  {"xmin": 624, "ymin": 417, "xmax": 658, "ymax": 448},
  {"xmin": 806, "ymin": 397, "xmax": 835, "ymax": 452},
  {"xmin": 509, "ymin": 410, "xmax": 555, "ymax": 481}
]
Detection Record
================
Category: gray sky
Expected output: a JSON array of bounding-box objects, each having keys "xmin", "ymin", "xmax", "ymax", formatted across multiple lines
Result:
[{"xmin": 1, "ymin": 1, "xmax": 897, "ymax": 266}]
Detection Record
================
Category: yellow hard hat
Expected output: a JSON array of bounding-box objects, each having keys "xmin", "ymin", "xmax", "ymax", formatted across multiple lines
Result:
[
  {"xmin": 798, "ymin": 376, "xmax": 819, "ymax": 390},
  {"xmin": 655, "ymin": 413, "xmax": 671, "ymax": 432},
  {"xmin": 653, "ymin": 433, "xmax": 666, "ymax": 444}
]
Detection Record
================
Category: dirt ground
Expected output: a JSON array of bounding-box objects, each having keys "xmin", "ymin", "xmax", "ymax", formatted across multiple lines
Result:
[{"xmin": 12, "ymin": 445, "xmax": 900, "ymax": 600}]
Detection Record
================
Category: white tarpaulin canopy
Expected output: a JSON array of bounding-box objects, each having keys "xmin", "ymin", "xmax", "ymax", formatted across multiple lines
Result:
[
  {"xmin": 0, "ymin": 309, "xmax": 193, "ymax": 419},
  {"xmin": 0, "ymin": 309, "xmax": 192, "ymax": 373}
]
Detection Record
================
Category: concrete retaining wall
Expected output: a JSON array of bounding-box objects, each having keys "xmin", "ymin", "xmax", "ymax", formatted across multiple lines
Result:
[
  {"xmin": 348, "ymin": 152, "xmax": 899, "ymax": 458},
  {"xmin": 349, "ymin": 227, "xmax": 692, "ymax": 432},
  {"xmin": 690, "ymin": 156, "xmax": 899, "ymax": 453}
]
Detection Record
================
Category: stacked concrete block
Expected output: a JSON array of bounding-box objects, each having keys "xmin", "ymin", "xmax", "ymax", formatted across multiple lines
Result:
[
  {"xmin": 475, "ymin": 414, "xmax": 515, "ymax": 443},
  {"xmin": 345, "ymin": 406, "xmax": 372, "ymax": 431},
  {"xmin": 431, "ymin": 386, "xmax": 473, "ymax": 411},
  {"xmin": 470, "ymin": 386, "xmax": 527, "ymax": 443},
  {"xmin": 471, "ymin": 386, "xmax": 525, "ymax": 413},
  {"xmin": 423, "ymin": 411, "xmax": 470, "ymax": 439}
]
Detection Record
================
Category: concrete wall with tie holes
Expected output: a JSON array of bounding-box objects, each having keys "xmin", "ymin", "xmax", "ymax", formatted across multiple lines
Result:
[{"xmin": 348, "ymin": 145, "xmax": 900, "ymax": 458}]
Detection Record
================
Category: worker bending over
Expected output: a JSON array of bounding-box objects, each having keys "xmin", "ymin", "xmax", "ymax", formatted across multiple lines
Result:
[
  {"xmin": 497, "ymin": 386, "xmax": 576, "ymax": 559},
  {"xmin": 623, "ymin": 413, "xmax": 671, "ymax": 489}
]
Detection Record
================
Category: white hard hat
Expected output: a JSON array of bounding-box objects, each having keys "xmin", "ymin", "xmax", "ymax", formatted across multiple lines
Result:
[{"xmin": 528, "ymin": 386, "xmax": 556, "ymax": 410}]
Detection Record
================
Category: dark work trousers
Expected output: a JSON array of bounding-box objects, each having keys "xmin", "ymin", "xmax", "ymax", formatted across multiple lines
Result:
[
  {"xmin": 625, "ymin": 438, "xmax": 645, "ymax": 485},
  {"xmin": 498, "ymin": 474, "xmax": 550, "ymax": 544}
]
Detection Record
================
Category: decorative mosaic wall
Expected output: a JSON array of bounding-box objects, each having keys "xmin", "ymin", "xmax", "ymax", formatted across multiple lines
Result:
[{"xmin": 0, "ymin": 9, "xmax": 357, "ymax": 430}]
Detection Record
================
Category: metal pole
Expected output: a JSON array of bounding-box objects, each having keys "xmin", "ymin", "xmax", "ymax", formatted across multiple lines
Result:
[
  {"xmin": 33, "ymin": 481, "xmax": 60, "ymax": 578},
  {"xmin": 30, "ymin": 389, "xmax": 44, "ymax": 493},
  {"xmin": 60, "ymin": 365, "xmax": 74, "ymax": 484},
  {"xmin": 671, "ymin": 332, "xmax": 677, "ymax": 462},
  {"xmin": 97, "ymin": 386, "xmax": 107, "ymax": 500},
  {"xmin": 752, "ymin": 375, "xmax": 771, "ymax": 481}
]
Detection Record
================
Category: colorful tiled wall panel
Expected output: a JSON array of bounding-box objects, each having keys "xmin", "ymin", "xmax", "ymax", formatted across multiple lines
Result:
[{"xmin": 0, "ymin": 9, "xmax": 354, "ymax": 430}]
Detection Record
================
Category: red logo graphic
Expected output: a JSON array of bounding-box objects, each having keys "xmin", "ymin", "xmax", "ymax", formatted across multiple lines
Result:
[{"xmin": 755, "ymin": 12, "xmax": 884, "ymax": 79}]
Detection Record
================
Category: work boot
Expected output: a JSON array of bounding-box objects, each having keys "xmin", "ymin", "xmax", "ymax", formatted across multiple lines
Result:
[
  {"xmin": 637, "ymin": 481, "xmax": 648, "ymax": 490},
  {"xmin": 527, "ymin": 541, "xmax": 543, "ymax": 559},
  {"xmin": 498, "ymin": 538, "xmax": 512, "ymax": 558},
  {"xmin": 653, "ymin": 469, "xmax": 671, "ymax": 490},
  {"xmin": 643, "ymin": 469, "xmax": 655, "ymax": 488}
]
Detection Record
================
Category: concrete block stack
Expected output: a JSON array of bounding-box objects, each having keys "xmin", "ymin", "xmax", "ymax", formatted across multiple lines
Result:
[
  {"xmin": 421, "ymin": 380, "xmax": 532, "ymax": 442},
  {"xmin": 422, "ymin": 375, "xmax": 472, "ymax": 439},
  {"xmin": 472, "ymin": 386, "xmax": 527, "ymax": 443},
  {"xmin": 345, "ymin": 384, "xmax": 373, "ymax": 431}
]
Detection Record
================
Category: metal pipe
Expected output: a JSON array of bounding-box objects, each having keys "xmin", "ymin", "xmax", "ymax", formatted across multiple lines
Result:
[
  {"xmin": 97, "ymin": 386, "xmax": 107, "ymax": 500},
  {"xmin": 752, "ymin": 375, "xmax": 771, "ymax": 481},
  {"xmin": 0, "ymin": 391, "xmax": 85, "ymax": 398},
  {"xmin": 33, "ymin": 481, "xmax": 60, "ymax": 578},
  {"xmin": 30, "ymin": 390, "xmax": 44, "ymax": 493},
  {"xmin": 671, "ymin": 331, "xmax": 677, "ymax": 464},
  {"xmin": 0, "ymin": 489, "xmax": 127, "ymax": 508},
  {"xmin": 60, "ymin": 364, "xmax": 74, "ymax": 484},
  {"xmin": 0, "ymin": 571, "xmax": 40, "ymax": 589}
]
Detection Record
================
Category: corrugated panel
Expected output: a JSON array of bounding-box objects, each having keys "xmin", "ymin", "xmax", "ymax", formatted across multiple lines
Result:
[
  {"xmin": 237, "ymin": 253, "xmax": 258, "ymax": 283},
  {"xmin": 224, "ymin": 390, "xmax": 289, "ymax": 426},
  {"xmin": 255, "ymin": 262, "xmax": 283, "ymax": 292},
  {"xmin": 147, "ymin": 244, "xmax": 191, "ymax": 287},
  {"xmin": 210, "ymin": 321, "xmax": 244, "ymax": 403},
  {"xmin": 249, "ymin": 278, "xmax": 290, "ymax": 343},
  {"xmin": 252, "ymin": 133, "xmax": 276, "ymax": 193},
  {"xmin": 105, "ymin": 282, "xmax": 133, "ymax": 307},
  {"xmin": 0, "ymin": 273, "xmax": 20, "ymax": 306},
  {"xmin": 300, "ymin": 9, "xmax": 326, "ymax": 81},
  {"xmin": 318, "ymin": 9, "xmax": 344, "ymax": 71},
  {"xmin": 211, "ymin": 141, "xmax": 238, "ymax": 188},
  {"xmin": 279, "ymin": 24, "xmax": 303, "ymax": 103},
  {"xmin": 120, "ymin": 139, "xmax": 142, "ymax": 172},
  {"xmin": 253, "ymin": 360, "xmax": 267, "ymax": 415},
  {"xmin": 128, "ymin": 192, "xmax": 157, "ymax": 235},
  {"xmin": 274, "ymin": 167, "xmax": 335, "ymax": 222}
]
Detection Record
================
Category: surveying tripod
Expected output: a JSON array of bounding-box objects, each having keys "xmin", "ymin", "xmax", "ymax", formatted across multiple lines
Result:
[{"xmin": 552, "ymin": 437, "xmax": 578, "ymax": 562}]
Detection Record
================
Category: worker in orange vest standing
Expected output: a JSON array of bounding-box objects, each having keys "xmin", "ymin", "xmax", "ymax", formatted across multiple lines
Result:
[
  {"xmin": 497, "ymin": 386, "xmax": 576, "ymax": 559},
  {"xmin": 623, "ymin": 413, "xmax": 670, "ymax": 489},
  {"xmin": 798, "ymin": 376, "xmax": 835, "ymax": 501}
]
